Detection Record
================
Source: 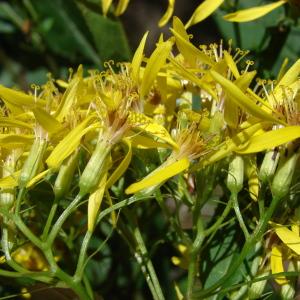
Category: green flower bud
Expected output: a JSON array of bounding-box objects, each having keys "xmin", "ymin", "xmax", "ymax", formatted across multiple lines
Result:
[
  {"xmin": 53, "ymin": 150, "xmax": 79, "ymax": 200},
  {"xmin": 259, "ymin": 149, "xmax": 280, "ymax": 183},
  {"xmin": 272, "ymin": 151, "xmax": 299, "ymax": 199},
  {"xmin": 79, "ymin": 139, "xmax": 111, "ymax": 197},
  {"xmin": 226, "ymin": 155, "xmax": 244, "ymax": 194},
  {"xmin": 19, "ymin": 138, "xmax": 47, "ymax": 188},
  {"xmin": 281, "ymin": 283, "xmax": 295, "ymax": 300}
]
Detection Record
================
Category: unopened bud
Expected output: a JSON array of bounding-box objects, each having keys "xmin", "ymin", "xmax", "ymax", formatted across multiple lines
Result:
[
  {"xmin": 53, "ymin": 150, "xmax": 79, "ymax": 199},
  {"xmin": 272, "ymin": 151, "xmax": 299, "ymax": 199},
  {"xmin": 259, "ymin": 149, "xmax": 280, "ymax": 183},
  {"xmin": 248, "ymin": 272, "xmax": 268, "ymax": 299},
  {"xmin": 19, "ymin": 139, "xmax": 47, "ymax": 188},
  {"xmin": 226, "ymin": 155, "xmax": 244, "ymax": 194},
  {"xmin": 79, "ymin": 139, "xmax": 111, "ymax": 197}
]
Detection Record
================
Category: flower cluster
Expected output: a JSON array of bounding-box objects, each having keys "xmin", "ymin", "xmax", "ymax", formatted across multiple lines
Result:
[{"xmin": 0, "ymin": 16, "xmax": 299, "ymax": 299}]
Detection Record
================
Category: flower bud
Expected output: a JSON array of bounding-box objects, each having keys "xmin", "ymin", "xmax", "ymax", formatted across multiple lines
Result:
[
  {"xmin": 226, "ymin": 155, "xmax": 244, "ymax": 194},
  {"xmin": 272, "ymin": 151, "xmax": 299, "ymax": 199},
  {"xmin": 53, "ymin": 150, "xmax": 79, "ymax": 199},
  {"xmin": 259, "ymin": 150, "xmax": 279, "ymax": 183},
  {"xmin": 79, "ymin": 139, "xmax": 111, "ymax": 197},
  {"xmin": 19, "ymin": 138, "xmax": 47, "ymax": 188}
]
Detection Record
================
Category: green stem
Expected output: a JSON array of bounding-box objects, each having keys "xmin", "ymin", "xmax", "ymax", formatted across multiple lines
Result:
[
  {"xmin": 15, "ymin": 188, "xmax": 25, "ymax": 215},
  {"xmin": 193, "ymin": 196, "xmax": 281, "ymax": 298},
  {"xmin": 46, "ymin": 194, "xmax": 83, "ymax": 247},
  {"xmin": 13, "ymin": 216, "xmax": 44, "ymax": 249},
  {"xmin": 187, "ymin": 217, "xmax": 205, "ymax": 299},
  {"xmin": 74, "ymin": 230, "xmax": 93, "ymax": 282},
  {"xmin": 231, "ymin": 193, "xmax": 249, "ymax": 239},
  {"xmin": 41, "ymin": 198, "xmax": 59, "ymax": 240},
  {"xmin": 133, "ymin": 225, "xmax": 165, "ymax": 300}
]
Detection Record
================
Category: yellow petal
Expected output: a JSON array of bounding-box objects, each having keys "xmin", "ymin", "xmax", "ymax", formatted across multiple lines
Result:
[
  {"xmin": 131, "ymin": 31, "xmax": 149, "ymax": 85},
  {"xmin": 32, "ymin": 108, "xmax": 63, "ymax": 134},
  {"xmin": 125, "ymin": 157, "xmax": 189, "ymax": 194},
  {"xmin": 129, "ymin": 134, "xmax": 172, "ymax": 149},
  {"xmin": 224, "ymin": 1, "xmax": 287, "ymax": 22},
  {"xmin": 169, "ymin": 56, "xmax": 217, "ymax": 99},
  {"xmin": 276, "ymin": 59, "xmax": 300, "ymax": 88},
  {"xmin": 210, "ymin": 70, "xmax": 282, "ymax": 124},
  {"xmin": 102, "ymin": 0, "xmax": 113, "ymax": 15},
  {"xmin": 197, "ymin": 123, "xmax": 264, "ymax": 169},
  {"xmin": 115, "ymin": 0, "xmax": 130, "ymax": 16},
  {"xmin": 88, "ymin": 172, "xmax": 107, "ymax": 232},
  {"xmin": 0, "ymin": 134, "xmax": 34, "ymax": 148},
  {"xmin": 26, "ymin": 169, "xmax": 51, "ymax": 188},
  {"xmin": 0, "ymin": 117, "xmax": 32, "ymax": 129},
  {"xmin": 140, "ymin": 40, "xmax": 173, "ymax": 99},
  {"xmin": 171, "ymin": 17, "xmax": 213, "ymax": 66},
  {"xmin": 46, "ymin": 116, "xmax": 97, "ymax": 169},
  {"xmin": 0, "ymin": 85, "xmax": 45, "ymax": 108},
  {"xmin": 271, "ymin": 246, "xmax": 289, "ymax": 285},
  {"xmin": 128, "ymin": 112, "xmax": 178, "ymax": 149},
  {"xmin": 185, "ymin": 0, "xmax": 224, "ymax": 28},
  {"xmin": 224, "ymin": 50, "xmax": 240, "ymax": 79},
  {"xmin": 106, "ymin": 140, "xmax": 132, "ymax": 188},
  {"xmin": 54, "ymin": 74, "xmax": 81, "ymax": 122},
  {"xmin": 244, "ymin": 156, "xmax": 259, "ymax": 201},
  {"xmin": 158, "ymin": 0, "xmax": 175, "ymax": 27},
  {"xmin": 275, "ymin": 226, "xmax": 300, "ymax": 255},
  {"xmin": 0, "ymin": 170, "xmax": 20, "ymax": 189},
  {"xmin": 291, "ymin": 225, "xmax": 299, "ymax": 236},
  {"xmin": 236, "ymin": 126, "xmax": 300, "ymax": 154}
]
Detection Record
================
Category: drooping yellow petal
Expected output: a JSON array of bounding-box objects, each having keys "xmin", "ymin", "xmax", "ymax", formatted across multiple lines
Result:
[
  {"xmin": 271, "ymin": 246, "xmax": 289, "ymax": 285},
  {"xmin": 210, "ymin": 70, "xmax": 282, "ymax": 124},
  {"xmin": 102, "ymin": 0, "xmax": 113, "ymax": 16},
  {"xmin": 46, "ymin": 116, "xmax": 97, "ymax": 169},
  {"xmin": 88, "ymin": 172, "xmax": 107, "ymax": 232},
  {"xmin": 131, "ymin": 31, "xmax": 149, "ymax": 85},
  {"xmin": 0, "ymin": 171, "xmax": 20, "ymax": 189},
  {"xmin": 171, "ymin": 17, "xmax": 213, "ymax": 66},
  {"xmin": 106, "ymin": 140, "xmax": 132, "ymax": 188},
  {"xmin": 224, "ymin": 1, "xmax": 287, "ymax": 22},
  {"xmin": 158, "ymin": 0, "xmax": 175, "ymax": 27},
  {"xmin": 140, "ymin": 40, "xmax": 173, "ymax": 99},
  {"xmin": 32, "ymin": 108, "xmax": 63, "ymax": 134},
  {"xmin": 185, "ymin": 0, "xmax": 224, "ymax": 28},
  {"xmin": 125, "ymin": 157, "xmax": 189, "ymax": 194},
  {"xmin": 128, "ymin": 112, "xmax": 178, "ymax": 149},
  {"xmin": 236, "ymin": 126, "xmax": 300, "ymax": 154},
  {"xmin": 275, "ymin": 226, "xmax": 300, "ymax": 255}
]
